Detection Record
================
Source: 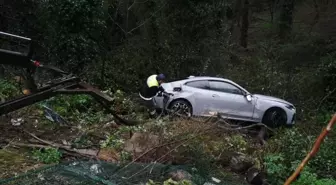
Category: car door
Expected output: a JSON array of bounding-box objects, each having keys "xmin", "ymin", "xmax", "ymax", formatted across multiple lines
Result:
[
  {"xmin": 183, "ymin": 80, "xmax": 216, "ymax": 116},
  {"xmin": 207, "ymin": 80, "xmax": 254, "ymax": 120}
]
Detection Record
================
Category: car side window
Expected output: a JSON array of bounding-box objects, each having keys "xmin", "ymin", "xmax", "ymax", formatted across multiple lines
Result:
[
  {"xmin": 185, "ymin": 80, "xmax": 209, "ymax": 89},
  {"xmin": 209, "ymin": 81, "xmax": 243, "ymax": 95}
]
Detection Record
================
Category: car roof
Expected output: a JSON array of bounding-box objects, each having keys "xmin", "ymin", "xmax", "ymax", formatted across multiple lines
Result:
[
  {"xmin": 184, "ymin": 76, "xmax": 233, "ymax": 82},
  {"xmin": 169, "ymin": 76, "xmax": 248, "ymax": 91}
]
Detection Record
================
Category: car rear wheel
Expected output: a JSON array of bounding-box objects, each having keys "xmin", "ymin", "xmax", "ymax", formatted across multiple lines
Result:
[
  {"xmin": 262, "ymin": 108, "xmax": 287, "ymax": 128},
  {"xmin": 169, "ymin": 100, "xmax": 192, "ymax": 118}
]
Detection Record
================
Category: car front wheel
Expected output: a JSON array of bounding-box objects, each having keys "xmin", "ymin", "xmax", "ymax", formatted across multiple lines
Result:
[{"xmin": 262, "ymin": 108, "xmax": 287, "ymax": 128}]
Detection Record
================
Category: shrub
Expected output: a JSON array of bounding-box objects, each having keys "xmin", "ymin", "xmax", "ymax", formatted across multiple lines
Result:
[
  {"xmin": 263, "ymin": 154, "xmax": 288, "ymax": 185},
  {"xmin": 264, "ymin": 153, "xmax": 336, "ymax": 185},
  {"xmin": 264, "ymin": 113, "xmax": 336, "ymax": 183},
  {"xmin": 32, "ymin": 147, "xmax": 62, "ymax": 164},
  {"xmin": 0, "ymin": 80, "xmax": 20, "ymax": 99}
]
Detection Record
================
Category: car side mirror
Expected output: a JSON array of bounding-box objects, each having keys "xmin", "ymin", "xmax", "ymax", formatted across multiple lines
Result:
[{"xmin": 246, "ymin": 94, "xmax": 252, "ymax": 102}]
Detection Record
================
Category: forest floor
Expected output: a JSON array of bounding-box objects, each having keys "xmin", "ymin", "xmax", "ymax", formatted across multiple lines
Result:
[
  {"xmin": 0, "ymin": 94, "xmax": 272, "ymax": 184},
  {"xmin": 0, "ymin": 112, "xmax": 79, "ymax": 178}
]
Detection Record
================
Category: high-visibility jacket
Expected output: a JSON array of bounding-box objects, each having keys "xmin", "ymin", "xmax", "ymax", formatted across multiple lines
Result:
[{"xmin": 139, "ymin": 74, "xmax": 164, "ymax": 100}]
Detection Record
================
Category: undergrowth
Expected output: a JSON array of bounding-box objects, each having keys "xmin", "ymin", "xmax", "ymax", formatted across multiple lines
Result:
[
  {"xmin": 146, "ymin": 178, "xmax": 192, "ymax": 185},
  {"xmin": 0, "ymin": 79, "xmax": 20, "ymax": 99},
  {"xmin": 264, "ymin": 112, "xmax": 336, "ymax": 184},
  {"xmin": 32, "ymin": 147, "xmax": 62, "ymax": 164}
]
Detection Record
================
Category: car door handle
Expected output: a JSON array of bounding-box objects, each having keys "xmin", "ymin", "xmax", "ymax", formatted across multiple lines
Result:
[{"xmin": 212, "ymin": 94, "xmax": 218, "ymax": 97}]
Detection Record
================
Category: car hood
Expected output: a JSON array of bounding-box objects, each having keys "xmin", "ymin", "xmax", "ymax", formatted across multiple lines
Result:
[{"xmin": 253, "ymin": 94, "xmax": 293, "ymax": 106}]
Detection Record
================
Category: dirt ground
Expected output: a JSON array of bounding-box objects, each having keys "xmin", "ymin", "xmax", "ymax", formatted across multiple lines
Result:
[
  {"xmin": 0, "ymin": 111, "xmax": 81, "ymax": 179},
  {"xmin": 0, "ymin": 104, "xmax": 122, "ymax": 179},
  {"xmin": 0, "ymin": 119, "xmax": 43, "ymax": 179},
  {"xmin": 0, "ymin": 107, "xmax": 259, "ymax": 184}
]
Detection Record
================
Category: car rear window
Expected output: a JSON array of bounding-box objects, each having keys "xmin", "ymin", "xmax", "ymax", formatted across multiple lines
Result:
[{"xmin": 185, "ymin": 80, "xmax": 209, "ymax": 89}]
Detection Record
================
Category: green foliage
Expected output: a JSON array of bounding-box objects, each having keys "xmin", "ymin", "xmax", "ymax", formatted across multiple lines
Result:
[
  {"xmin": 41, "ymin": 95, "xmax": 93, "ymax": 116},
  {"xmin": 72, "ymin": 134, "xmax": 93, "ymax": 148},
  {"xmin": 146, "ymin": 178, "xmax": 192, "ymax": 185},
  {"xmin": 264, "ymin": 113, "xmax": 336, "ymax": 183},
  {"xmin": 100, "ymin": 125, "xmax": 146, "ymax": 149},
  {"xmin": 228, "ymin": 135, "xmax": 248, "ymax": 153},
  {"xmin": 264, "ymin": 153, "xmax": 336, "ymax": 185},
  {"xmin": 0, "ymin": 80, "xmax": 20, "ymax": 99},
  {"xmin": 163, "ymin": 179, "xmax": 192, "ymax": 185},
  {"xmin": 100, "ymin": 135, "xmax": 125, "ymax": 149},
  {"xmin": 3, "ymin": 0, "xmax": 336, "ymax": 183},
  {"xmin": 38, "ymin": 94, "xmax": 105, "ymax": 125},
  {"xmin": 292, "ymin": 169, "xmax": 336, "ymax": 185},
  {"xmin": 308, "ymin": 135, "xmax": 336, "ymax": 178},
  {"xmin": 120, "ymin": 151, "xmax": 132, "ymax": 163},
  {"xmin": 181, "ymin": 139, "xmax": 214, "ymax": 178},
  {"xmin": 39, "ymin": 90, "xmax": 138, "ymax": 124},
  {"xmin": 37, "ymin": 0, "xmax": 106, "ymax": 73},
  {"xmin": 266, "ymin": 122, "xmax": 336, "ymax": 179},
  {"xmin": 263, "ymin": 154, "xmax": 288, "ymax": 184},
  {"xmin": 32, "ymin": 148, "xmax": 62, "ymax": 164},
  {"xmin": 109, "ymin": 89, "xmax": 139, "ymax": 114},
  {"xmin": 269, "ymin": 127, "xmax": 311, "ymax": 163}
]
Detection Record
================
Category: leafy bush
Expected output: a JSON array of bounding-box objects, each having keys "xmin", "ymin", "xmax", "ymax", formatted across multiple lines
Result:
[
  {"xmin": 100, "ymin": 125, "xmax": 146, "ymax": 149},
  {"xmin": 264, "ymin": 113, "xmax": 336, "ymax": 183},
  {"xmin": 228, "ymin": 135, "xmax": 248, "ymax": 153},
  {"xmin": 0, "ymin": 80, "xmax": 20, "ymax": 99},
  {"xmin": 292, "ymin": 169, "xmax": 336, "ymax": 185},
  {"xmin": 263, "ymin": 154, "xmax": 288, "ymax": 184},
  {"xmin": 120, "ymin": 151, "xmax": 132, "ymax": 163},
  {"xmin": 100, "ymin": 135, "xmax": 125, "ymax": 150},
  {"xmin": 146, "ymin": 178, "xmax": 192, "ymax": 185},
  {"xmin": 39, "ymin": 89, "xmax": 138, "ymax": 125},
  {"xmin": 106, "ymin": 89, "xmax": 138, "ymax": 115},
  {"xmin": 266, "ymin": 121, "xmax": 336, "ymax": 179},
  {"xmin": 39, "ymin": 94, "xmax": 93, "ymax": 118},
  {"xmin": 32, "ymin": 147, "xmax": 62, "ymax": 164},
  {"xmin": 264, "ymin": 153, "xmax": 336, "ymax": 185}
]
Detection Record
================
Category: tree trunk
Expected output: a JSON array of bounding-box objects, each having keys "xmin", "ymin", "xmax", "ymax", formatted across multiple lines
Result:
[
  {"xmin": 268, "ymin": 0, "xmax": 280, "ymax": 23},
  {"xmin": 240, "ymin": 0, "xmax": 249, "ymax": 48},
  {"xmin": 278, "ymin": 0, "xmax": 294, "ymax": 40}
]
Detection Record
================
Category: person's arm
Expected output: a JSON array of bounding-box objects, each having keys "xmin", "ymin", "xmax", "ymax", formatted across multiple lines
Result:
[
  {"xmin": 155, "ymin": 85, "xmax": 166, "ymax": 97},
  {"xmin": 157, "ymin": 85, "xmax": 174, "ymax": 96},
  {"xmin": 158, "ymin": 85, "xmax": 165, "ymax": 93}
]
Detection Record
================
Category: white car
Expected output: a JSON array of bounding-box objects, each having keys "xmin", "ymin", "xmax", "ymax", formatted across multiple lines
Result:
[{"xmin": 153, "ymin": 76, "xmax": 296, "ymax": 128}]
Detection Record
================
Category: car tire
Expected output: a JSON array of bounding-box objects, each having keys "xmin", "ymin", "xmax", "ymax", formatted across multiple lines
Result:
[
  {"xmin": 169, "ymin": 99, "xmax": 192, "ymax": 118},
  {"xmin": 262, "ymin": 108, "xmax": 287, "ymax": 128}
]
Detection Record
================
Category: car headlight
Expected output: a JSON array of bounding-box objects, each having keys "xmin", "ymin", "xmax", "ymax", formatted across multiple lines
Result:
[{"xmin": 285, "ymin": 105, "xmax": 296, "ymax": 111}]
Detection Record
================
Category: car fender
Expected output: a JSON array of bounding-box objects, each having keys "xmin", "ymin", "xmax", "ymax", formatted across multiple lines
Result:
[{"xmin": 252, "ymin": 98, "xmax": 294, "ymax": 124}]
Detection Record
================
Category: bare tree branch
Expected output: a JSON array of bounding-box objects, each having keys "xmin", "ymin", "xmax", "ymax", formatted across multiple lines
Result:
[
  {"xmin": 128, "ymin": 0, "xmax": 149, "ymax": 10},
  {"xmin": 108, "ymin": 13, "xmax": 127, "ymax": 34},
  {"xmin": 127, "ymin": 3, "xmax": 167, "ymax": 34}
]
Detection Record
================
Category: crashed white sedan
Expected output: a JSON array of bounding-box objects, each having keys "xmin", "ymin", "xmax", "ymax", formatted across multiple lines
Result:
[{"xmin": 153, "ymin": 76, "xmax": 296, "ymax": 128}]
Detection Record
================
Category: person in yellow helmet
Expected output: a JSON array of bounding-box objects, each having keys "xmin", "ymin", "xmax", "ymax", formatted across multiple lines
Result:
[{"xmin": 138, "ymin": 74, "xmax": 166, "ymax": 116}]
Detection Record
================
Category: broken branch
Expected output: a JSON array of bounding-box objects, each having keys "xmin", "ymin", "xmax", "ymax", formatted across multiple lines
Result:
[
  {"xmin": 7, "ymin": 141, "xmax": 91, "ymax": 158},
  {"xmin": 22, "ymin": 130, "xmax": 99, "ymax": 157}
]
